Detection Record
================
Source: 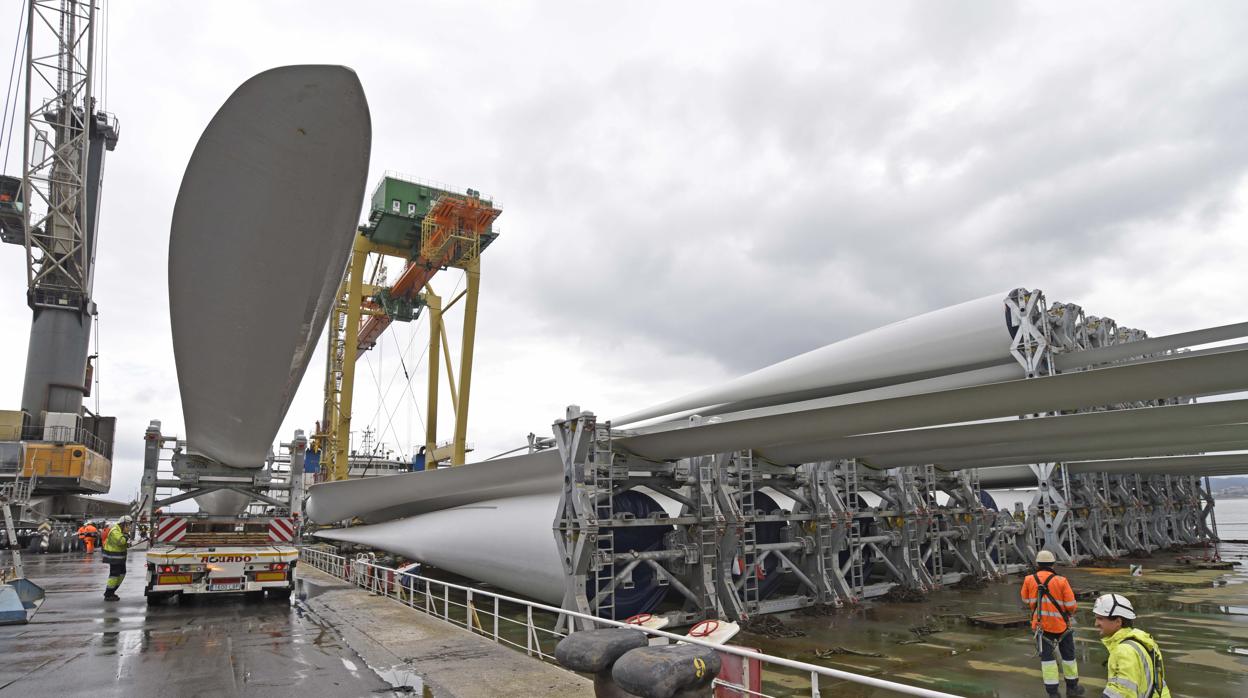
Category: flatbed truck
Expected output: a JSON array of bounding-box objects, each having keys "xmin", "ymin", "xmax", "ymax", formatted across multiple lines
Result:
[{"xmin": 139, "ymin": 421, "xmax": 305, "ymax": 603}]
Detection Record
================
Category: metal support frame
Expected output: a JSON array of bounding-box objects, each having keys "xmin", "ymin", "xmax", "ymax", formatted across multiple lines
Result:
[
  {"xmin": 22, "ymin": 0, "xmax": 97, "ymax": 306},
  {"xmin": 139, "ymin": 420, "xmax": 302, "ymax": 523},
  {"xmin": 546, "ymin": 395, "xmax": 1221, "ymax": 625}
]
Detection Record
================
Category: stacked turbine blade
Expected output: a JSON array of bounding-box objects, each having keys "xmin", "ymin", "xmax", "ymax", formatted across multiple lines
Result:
[{"xmin": 310, "ymin": 289, "xmax": 1248, "ymax": 611}]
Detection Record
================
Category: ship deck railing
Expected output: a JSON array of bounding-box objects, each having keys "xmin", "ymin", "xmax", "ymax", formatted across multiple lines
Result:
[{"xmin": 299, "ymin": 544, "xmax": 962, "ymax": 698}]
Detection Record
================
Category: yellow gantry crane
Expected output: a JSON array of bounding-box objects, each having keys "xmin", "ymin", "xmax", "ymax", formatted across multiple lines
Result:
[{"xmin": 315, "ymin": 174, "xmax": 501, "ymax": 481}]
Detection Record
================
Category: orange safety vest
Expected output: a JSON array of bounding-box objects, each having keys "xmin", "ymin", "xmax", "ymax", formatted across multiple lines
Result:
[{"xmin": 1020, "ymin": 569, "xmax": 1077, "ymax": 634}]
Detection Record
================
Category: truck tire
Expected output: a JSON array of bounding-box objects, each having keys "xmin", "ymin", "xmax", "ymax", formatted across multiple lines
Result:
[
  {"xmin": 265, "ymin": 587, "xmax": 292, "ymax": 600},
  {"xmin": 147, "ymin": 591, "xmax": 177, "ymax": 606}
]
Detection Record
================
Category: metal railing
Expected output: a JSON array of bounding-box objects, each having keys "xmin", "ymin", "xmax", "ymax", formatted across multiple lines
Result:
[
  {"xmin": 298, "ymin": 545, "xmax": 962, "ymax": 698},
  {"xmin": 0, "ymin": 423, "xmax": 112, "ymax": 458}
]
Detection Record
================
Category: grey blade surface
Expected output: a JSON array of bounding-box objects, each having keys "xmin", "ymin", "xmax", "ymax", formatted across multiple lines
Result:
[
  {"xmin": 976, "ymin": 454, "xmax": 1248, "ymax": 487},
  {"xmin": 859, "ymin": 423, "xmax": 1248, "ymax": 469},
  {"xmin": 617, "ymin": 348, "xmax": 1248, "ymax": 461},
  {"xmin": 305, "ymin": 450, "xmax": 562, "ymax": 524},
  {"xmin": 169, "ymin": 65, "xmax": 371, "ymax": 469},
  {"xmin": 759, "ymin": 399, "xmax": 1248, "ymax": 466}
]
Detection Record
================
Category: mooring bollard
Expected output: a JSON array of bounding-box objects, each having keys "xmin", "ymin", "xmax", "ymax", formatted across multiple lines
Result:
[
  {"xmin": 555, "ymin": 627, "xmax": 650, "ymax": 698},
  {"xmin": 612, "ymin": 643, "xmax": 723, "ymax": 698}
]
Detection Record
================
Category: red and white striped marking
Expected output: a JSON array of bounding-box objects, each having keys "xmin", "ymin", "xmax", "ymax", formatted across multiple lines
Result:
[
  {"xmin": 268, "ymin": 517, "xmax": 296, "ymax": 543},
  {"xmin": 154, "ymin": 516, "xmax": 188, "ymax": 543}
]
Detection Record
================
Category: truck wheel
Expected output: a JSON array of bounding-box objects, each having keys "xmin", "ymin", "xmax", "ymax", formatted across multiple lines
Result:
[
  {"xmin": 147, "ymin": 591, "xmax": 176, "ymax": 606},
  {"xmin": 265, "ymin": 587, "xmax": 292, "ymax": 600}
]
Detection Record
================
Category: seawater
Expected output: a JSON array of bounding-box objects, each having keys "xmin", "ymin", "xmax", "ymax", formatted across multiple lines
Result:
[{"xmin": 1215, "ymin": 496, "xmax": 1248, "ymax": 539}]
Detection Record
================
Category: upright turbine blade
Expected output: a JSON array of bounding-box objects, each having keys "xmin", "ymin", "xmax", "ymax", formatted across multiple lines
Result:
[{"xmin": 169, "ymin": 66, "xmax": 371, "ymax": 509}]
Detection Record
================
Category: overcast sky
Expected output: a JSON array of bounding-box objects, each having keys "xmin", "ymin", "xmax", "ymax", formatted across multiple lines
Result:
[{"xmin": 1, "ymin": 1, "xmax": 1246, "ymax": 502}]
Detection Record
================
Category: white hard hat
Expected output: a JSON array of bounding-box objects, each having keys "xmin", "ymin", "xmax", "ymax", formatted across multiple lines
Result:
[
  {"xmin": 1093, "ymin": 593, "xmax": 1137, "ymax": 620},
  {"xmin": 119, "ymin": 515, "xmax": 133, "ymax": 524},
  {"xmin": 1036, "ymin": 550, "xmax": 1056, "ymax": 564}
]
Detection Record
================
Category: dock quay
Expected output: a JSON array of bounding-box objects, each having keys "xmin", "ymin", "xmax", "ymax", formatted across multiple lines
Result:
[{"xmin": 0, "ymin": 550, "xmax": 590, "ymax": 697}]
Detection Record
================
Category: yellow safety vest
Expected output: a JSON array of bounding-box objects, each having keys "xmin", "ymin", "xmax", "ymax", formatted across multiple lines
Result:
[{"xmin": 1101, "ymin": 628, "xmax": 1170, "ymax": 698}]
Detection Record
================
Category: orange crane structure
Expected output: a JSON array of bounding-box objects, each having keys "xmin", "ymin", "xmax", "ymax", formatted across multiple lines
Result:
[{"xmin": 316, "ymin": 174, "xmax": 501, "ymax": 481}]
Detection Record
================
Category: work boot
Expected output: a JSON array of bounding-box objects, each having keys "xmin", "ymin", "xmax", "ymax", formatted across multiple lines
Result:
[
  {"xmin": 103, "ymin": 591, "xmax": 119, "ymax": 602},
  {"xmin": 1066, "ymin": 682, "xmax": 1085, "ymax": 696}
]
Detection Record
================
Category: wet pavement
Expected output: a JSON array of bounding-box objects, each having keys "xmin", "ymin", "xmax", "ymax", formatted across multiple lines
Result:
[
  {"xmin": 8, "ymin": 545, "xmax": 1244, "ymax": 697},
  {"xmin": 742, "ymin": 542, "xmax": 1248, "ymax": 697},
  {"xmin": 0, "ymin": 550, "xmax": 591, "ymax": 698},
  {"xmin": 0, "ymin": 550, "xmax": 410, "ymax": 697}
]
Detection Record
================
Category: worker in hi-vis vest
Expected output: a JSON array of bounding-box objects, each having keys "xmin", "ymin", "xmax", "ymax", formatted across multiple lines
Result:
[
  {"xmin": 1020, "ymin": 550, "xmax": 1085, "ymax": 696},
  {"xmin": 78, "ymin": 520, "xmax": 99, "ymax": 553},
  {"xmin": 1094, "ymin": 594, "xmax": 1170, "ymax": 698},
  {"xmin": 101, "ymin": 516, "xmax": 133, "ymax": 601}
]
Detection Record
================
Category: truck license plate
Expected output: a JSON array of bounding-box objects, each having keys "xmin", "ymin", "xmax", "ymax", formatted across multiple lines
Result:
[{"xmin": 209, "ymin": 582, "xmax": 243, "ymax": 591}]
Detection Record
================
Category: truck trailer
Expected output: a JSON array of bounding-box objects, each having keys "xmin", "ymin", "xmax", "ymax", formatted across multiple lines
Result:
[{"xmin": 138, "ymin": 421, "xmax": 305, "ymax": 603}]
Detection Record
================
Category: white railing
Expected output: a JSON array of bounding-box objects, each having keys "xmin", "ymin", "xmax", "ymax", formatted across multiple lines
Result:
[{"xmin": 298, "ymin": 545, "xmax": 963, "ymax": 698}]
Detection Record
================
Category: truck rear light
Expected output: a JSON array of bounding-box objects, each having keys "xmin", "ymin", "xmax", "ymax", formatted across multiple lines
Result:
[
  {"xmin": 160, "ymin": 565, "xmax": 176, "ymax": 573},
  {"xmin": 269, "ymin": 562, "xmax": 287, "ymax": 571}
]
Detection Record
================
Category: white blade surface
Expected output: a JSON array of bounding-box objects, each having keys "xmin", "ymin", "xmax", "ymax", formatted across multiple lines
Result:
[
  {"xmin": 170, "ymin": 65, "xmax": 371, "ymax": 472},
  {"xmin": 612, "ymin": 291, "xmax": 1018, "ymax": 426},
  {"xmin": 306, "ymin": 450, "xmax": 561, "ymax": 524},
  {"xmin": 316, "ymin": 494, "xmax": 569, "ymax": 605},
  {"xmin": 618, "ymin": 348, "xmax": 1248, "ymax": 461},
  {"xmin": 977, "ymin": 454, "xmax": 1248, "ymax": 488},
  {"xmin": 759, "ymin": 399, "xmax": 1248, "ymax": 466}
]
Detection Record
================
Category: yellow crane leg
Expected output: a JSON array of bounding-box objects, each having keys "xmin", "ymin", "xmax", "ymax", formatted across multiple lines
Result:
[
  {"xmin": 320, "ymin": 273, "xmax": 345, "ymax": 469},
  {"xmin": 331, "ymin": 235, "xmax": 371, "ymax": 481},
  {"xmin": 424, "ymin": 289, "xmax": 442, "ymax": 461},
  {"xmin": 452, "ymin": 257, "xmax": 481, "ymax": 466}
]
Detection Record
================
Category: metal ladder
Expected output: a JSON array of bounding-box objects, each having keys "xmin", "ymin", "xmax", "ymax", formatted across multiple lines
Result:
[
  {"xmin": 923, "ymin": 465, "xmax": 944, "ymax": 586},
  {"xmin": 847, "ymin": 520, "xmax": 865, "ymax": 596},
  {"xmin": 696, "ymin": 457, "xmax": 719, "ymax": 608},
  {"xmin": 1, "ymin": 475, "xmax": 35, "ymax": 581},
  {"xmin": 842, "ymin": 463, "xmax": 865, "ymax": 597},
  {"xmin": 736, "ymin": 453, "xmax": 760, "ymax": 616},
  {"xmin": 590, "ymin": 425, "xmax": 616, "ymax": 620}
]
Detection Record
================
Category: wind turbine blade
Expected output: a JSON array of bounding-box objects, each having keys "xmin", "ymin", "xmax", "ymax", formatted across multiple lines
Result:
[{"xmin": 169, "ymin": 65, "xmax": 371, "ymax": 472}]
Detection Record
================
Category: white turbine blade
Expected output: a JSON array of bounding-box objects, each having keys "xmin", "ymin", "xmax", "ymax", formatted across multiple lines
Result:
[
  {"xmin": 977, "ymin": 453, "xmax": 1248, "ymax": 488},
  {"xmin": 617, "ymin": 348, "xmax": 1248, "ymax": 461},
  {"xmin": 305, "ymin": 450, "xmax": 561, "ymax": 524},
  {"xmin": 170, "ymin": 65, "xmax": 371, "ymax": 470},
  {"xmin": 317, "ymin": 494, "xmax": 569, "ymax": 605},
  {"xmin": 759, "ymin": 399, "xmax": 1248, "ymax": 465},
  {"xmin": 863, "ymin": 423, "xmax": 1248, "ymax": 469},
  {"xmin": 611, "ymin": 291, "xmax": 1020, "ymax": 426}
]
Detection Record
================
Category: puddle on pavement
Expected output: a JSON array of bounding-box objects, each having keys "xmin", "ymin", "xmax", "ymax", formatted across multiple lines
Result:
[
  {"xmin": 297, "ymin": 577, "xmax": 333, "ymax": 602},
  {"xmin": 370, "ymin": 662, "xmax": 433, "ymax": 697}
]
